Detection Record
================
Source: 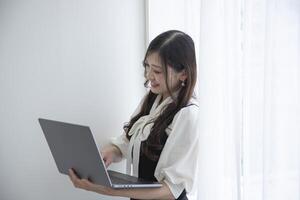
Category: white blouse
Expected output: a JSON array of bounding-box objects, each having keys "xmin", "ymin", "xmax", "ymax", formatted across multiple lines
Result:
[{"xmin": 111, "ymin": 93, "xmax": 200, "ymax": 198}]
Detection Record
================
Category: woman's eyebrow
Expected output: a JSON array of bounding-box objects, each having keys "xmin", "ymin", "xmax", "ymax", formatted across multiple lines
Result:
[
  {"xmin": 151, "ymin": 64, "xmax": 162, "ymax": 68},
  {"xmin": 144, "ymin": 60, "xmax": 162, "ymax": 68}
]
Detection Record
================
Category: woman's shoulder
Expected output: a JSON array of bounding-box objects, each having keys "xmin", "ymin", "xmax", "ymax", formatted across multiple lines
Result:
[
  {"xmin": 178, "ymin": 96, "xmax": 199, "ymax": 116},
  {"xmin": 185, "ymin": 95, "xmax": 199, "ymax": 108},
  {"xmin": 165, "ymin": 97, "xmax": 200, "ymax": 136},
  {"xmin": 173, "ymin": 96, "xmax": 200, "ymax": 122}
]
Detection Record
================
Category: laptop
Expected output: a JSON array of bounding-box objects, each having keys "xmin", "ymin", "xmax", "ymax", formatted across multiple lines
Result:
[{"xmin": 38, "ymin": 118, "xmax": 162, "ymax": 189}]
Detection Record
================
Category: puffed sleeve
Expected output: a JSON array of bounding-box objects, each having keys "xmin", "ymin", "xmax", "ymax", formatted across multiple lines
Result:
[
  {"xmin": 110, "ymin": 94, "xmax": 147, "ymax": 158},
  {"xmin": 154, "ymin": 104, "xmax": 200, "ymax": 198}
]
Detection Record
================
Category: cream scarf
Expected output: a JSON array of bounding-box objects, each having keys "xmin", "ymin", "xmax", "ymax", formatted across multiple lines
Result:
[{"xmin": 126, "ymin": 94, "xmax": 174, "ymax": 176}]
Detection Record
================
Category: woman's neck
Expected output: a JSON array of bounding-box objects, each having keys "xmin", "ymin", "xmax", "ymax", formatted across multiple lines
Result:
[{"xmin": 159, "ymin": 93, "xmax": 170, "ymax": 105}]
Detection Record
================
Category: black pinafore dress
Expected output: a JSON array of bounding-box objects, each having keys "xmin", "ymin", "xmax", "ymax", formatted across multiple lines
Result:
[{"xmin": 131, "ymin": 132, "xmax": 188, "ymax": 200}]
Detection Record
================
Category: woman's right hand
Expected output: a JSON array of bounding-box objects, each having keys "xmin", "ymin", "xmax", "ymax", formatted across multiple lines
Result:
[{"xmin": 100, "ymin": 144, "xmax": 122, "ymax": 167}]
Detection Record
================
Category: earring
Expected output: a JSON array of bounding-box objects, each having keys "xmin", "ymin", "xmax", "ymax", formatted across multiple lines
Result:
[{"xmin": 181, "ymin": 81, "xmax": 185, "ymax": 87}]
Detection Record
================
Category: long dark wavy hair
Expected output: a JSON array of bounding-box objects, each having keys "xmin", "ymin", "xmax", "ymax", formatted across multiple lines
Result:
[{"xmin": 124, "ymin": 30, "xmax": 197, "ymax": 161}]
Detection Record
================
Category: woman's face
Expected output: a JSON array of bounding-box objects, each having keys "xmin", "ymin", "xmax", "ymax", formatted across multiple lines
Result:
[{"xmin": 144, "ymin": 52, "xmax": 186, "ymax": 100}]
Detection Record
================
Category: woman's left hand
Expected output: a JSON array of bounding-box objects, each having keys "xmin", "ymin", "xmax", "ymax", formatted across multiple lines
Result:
[{"xmin": 68, "ymin": 168, "xmax": 117, "ymax": 196}]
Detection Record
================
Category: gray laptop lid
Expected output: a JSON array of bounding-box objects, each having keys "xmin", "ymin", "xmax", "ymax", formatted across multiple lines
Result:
[
  {"xmin": 38, "ymin": 118, "xmax": 162, "ymax": 188},
  {"xmin": 39, "ymin": 118, "xmax": 112, "ymax": 187}
]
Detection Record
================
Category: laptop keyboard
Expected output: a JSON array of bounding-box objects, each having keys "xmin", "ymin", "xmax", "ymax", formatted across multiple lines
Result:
[
  {"xmin": 108, "ymin": 170, "xmax": 148, "ymax": 184},
  {"xmin": 109, "ymin": 174, "xmax": 136, "ymax": 184},
  {"xmin": 108, "ymin": 170, "xmax": 162, "ymax": 188}
]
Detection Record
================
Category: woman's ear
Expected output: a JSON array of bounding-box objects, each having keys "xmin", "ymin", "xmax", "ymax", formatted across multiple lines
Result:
[{"xmin": 179, "ymin": 70, "xmax": 187, "ymax": 82}]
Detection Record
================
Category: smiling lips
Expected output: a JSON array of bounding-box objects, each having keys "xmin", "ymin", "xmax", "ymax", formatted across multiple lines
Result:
[{"xmin": 150, "ymin": 82, "xmax": 159, "ymax": 88}]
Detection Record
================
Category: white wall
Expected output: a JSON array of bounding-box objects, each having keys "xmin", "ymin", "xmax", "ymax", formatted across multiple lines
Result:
[
  {"xmin": 146, "ymin": 0, "xmax": 186, "ymax": 43},
  {"xmin": 0, "ymin": 0, "xmax": 145, "ymax": 199}
]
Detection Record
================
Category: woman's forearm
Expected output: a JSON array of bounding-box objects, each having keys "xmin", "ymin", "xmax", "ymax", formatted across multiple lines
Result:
[
  {"xmin": 110, "ymin": 182, "xmax": 175, "ymax": 200},
  {"xmin": 69, "ymin": 165, "xmax": 175, "ymax": 199}
]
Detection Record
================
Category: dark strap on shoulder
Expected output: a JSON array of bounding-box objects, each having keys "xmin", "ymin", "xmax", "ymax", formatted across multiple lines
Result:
[{"xmin": 184, "ymin": 103, "xmax": 199, "ymax": 108}]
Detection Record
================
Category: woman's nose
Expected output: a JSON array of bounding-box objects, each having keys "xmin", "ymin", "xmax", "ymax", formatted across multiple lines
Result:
[{"xmin": 146, "ymin": 69, "xmax": 154, "ymax": 80}]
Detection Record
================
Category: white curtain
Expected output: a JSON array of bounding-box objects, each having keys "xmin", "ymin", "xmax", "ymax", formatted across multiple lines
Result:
[
  {"xmin": 242, "ymin": 0, "xmax": 300, "ymax": 200},
  {"xmin": 146, "ymin": 0, "xmax": 300, "ymax": 200},
  {"xmin": 196, "ymin": 0, "xmax": 242, "ymax": 200}
]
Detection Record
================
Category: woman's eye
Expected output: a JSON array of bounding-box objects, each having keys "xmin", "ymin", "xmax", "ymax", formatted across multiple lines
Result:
[
  {"xmin": 154, "ymin": 70, "xmax": 161, "ymax": 74},
  {"xmin": 144, "ymin": 65, "xmax": 150, "ymax": 71}
]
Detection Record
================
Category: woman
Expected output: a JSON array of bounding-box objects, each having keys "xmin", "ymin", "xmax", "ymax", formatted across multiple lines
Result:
[{"xmin": 69, "ymin": 30, "xmax": 200, "ymax": 200}]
